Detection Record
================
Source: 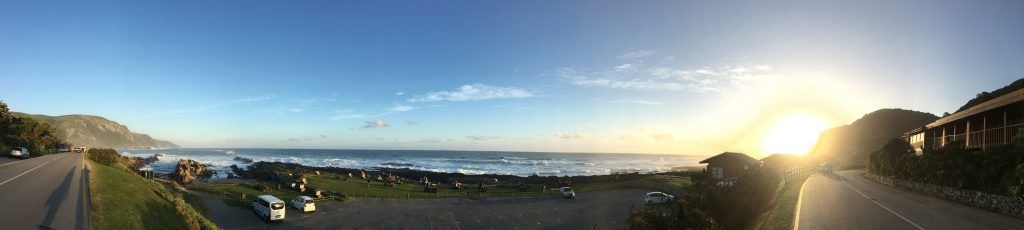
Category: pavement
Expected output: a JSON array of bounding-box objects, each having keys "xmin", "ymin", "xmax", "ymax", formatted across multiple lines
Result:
[
  {"xmin": 0, "ymin": 152, "xmax": 90, "ymax": 230},
  {"xmin": 795, "ymin": 169, "xmax": 1024, "ymax": 230},
  {"xmin": 198, "ymin": 188, "xmax": 649, "ymax": 230}
]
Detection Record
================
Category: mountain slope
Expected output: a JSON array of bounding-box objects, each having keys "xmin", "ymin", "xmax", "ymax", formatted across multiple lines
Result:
[
  {"xmin": 811, "ymin": 108, "xmax": 938, "ymax": 165},
  {"xmin": 955, "ymin": 77, "xmax": 1023, "ymax": 113},
  {"xmin": 13, "ymin": 112, "xmax": 178, "ymax": 149}
]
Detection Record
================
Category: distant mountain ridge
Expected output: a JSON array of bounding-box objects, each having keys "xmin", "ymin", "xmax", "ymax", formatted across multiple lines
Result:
[
  {"xmin": 811, "ymin": 108, "xmax": 938, "ymax": 165},
  {"xmin": 12, "ymin": 112, "xmax": 178, "ymax": 149}
]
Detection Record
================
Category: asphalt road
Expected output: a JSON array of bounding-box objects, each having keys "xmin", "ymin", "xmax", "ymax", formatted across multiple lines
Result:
[
  {"xmin": 795, "ymin": 169, "xmax": 1024, "ymax": 230},
  {"xmin": 0, "ymin": 152, "xmax": 90, "ymax": 230},
  {"xmin": 198, "ymin": 188, "xmax": 648, "ymax": 230}
]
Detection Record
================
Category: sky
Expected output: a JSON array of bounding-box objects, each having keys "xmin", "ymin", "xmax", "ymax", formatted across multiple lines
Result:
[{"xmin": 1, "ymin": 0, "xmax": 1022, "ymax": 156}]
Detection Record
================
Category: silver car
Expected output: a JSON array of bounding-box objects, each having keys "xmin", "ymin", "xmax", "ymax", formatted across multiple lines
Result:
[
  {"xmin": 10, "ymin": 147, "xmax": 29, "ymax": 159},
  {"xmin": 559, "ymin": 187, "xmax": 576, "ymax": 199}
]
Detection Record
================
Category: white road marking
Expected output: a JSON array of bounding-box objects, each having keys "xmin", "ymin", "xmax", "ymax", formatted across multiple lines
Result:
[
  {"xmin": 840, "ymin": 176, "xmax": 925, "ymax": 230},
  {"xmin": 0, "ymin": 160, "xmax": 52, "ymax": 187}
]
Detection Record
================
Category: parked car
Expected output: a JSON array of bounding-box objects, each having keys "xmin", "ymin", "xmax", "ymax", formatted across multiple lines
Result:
[
  {"xmin": 290, "ymin": 196, "xmax": 316, "ymax": 213},
  {"xmin": 644, "ymin": 192, "xmax": 675, "ymax": 205},
  {"xmin": 559, "ymin": 187, "xmax": 575, "ymax": 199},
  {"xmin": 9, "ymin": 147, "xmax": 29, "ymax": 159},
  {"xmin": 253, "ymin": 195, "xmax": 286, "ymax": 222}
]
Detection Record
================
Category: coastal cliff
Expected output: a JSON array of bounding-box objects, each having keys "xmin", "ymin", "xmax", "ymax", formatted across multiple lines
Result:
[{"xmin": 13, "ymin": 112, "xmax": 178, "ymax": 149}]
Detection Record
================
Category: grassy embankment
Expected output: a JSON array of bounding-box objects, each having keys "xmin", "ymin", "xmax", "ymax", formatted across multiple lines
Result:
[
  {"xmin": 755, "ymin": 169, "xmax": 815, "ymax": 230},
  {"xmin": 196, "ymin": 172, "xmax": 693, "ymax": 202},
  {"xmin": 88, "ymin": 150, "xmax": 218, "ymax": 230}
]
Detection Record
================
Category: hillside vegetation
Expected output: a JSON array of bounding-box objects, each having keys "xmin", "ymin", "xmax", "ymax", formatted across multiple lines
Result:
[
  {"xmin": 87, "ymin": 148, "xmax": 217, "ymax": 230},
  {"xmin": 868, "ymin": 131, "xmax": 1024, "ymax": 199},
  {"xmin": 0, "ymin": 101, "xmax": 66, "ymax": 156},
  {"xmin": 955, "ymin": 77, "xmax": 1023, "ymax": 113},
  {"xmin": 13, "ymin": 112, "xmax": 178, "ymax": 149},
  {"xmin": 811, "ymin": 108, "xmax": 938, "ymax": 166}
]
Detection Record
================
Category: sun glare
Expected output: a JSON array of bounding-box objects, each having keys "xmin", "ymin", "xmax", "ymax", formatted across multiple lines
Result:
[{"xmin": 760, "ymin": 113, "xmax": 828, "ymax": 155}]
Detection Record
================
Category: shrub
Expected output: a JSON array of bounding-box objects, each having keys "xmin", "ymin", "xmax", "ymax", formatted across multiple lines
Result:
[
  {"xmin": 88, "ymin": 148, "xmax": 123, "ymax": 167},
  {"xmin": 868, "ymin": 130, "xmax": 1024, "ymax": 200},
  {"xmin": 628, "ymin": 167, "xmax": 779, "ymax": 229}
]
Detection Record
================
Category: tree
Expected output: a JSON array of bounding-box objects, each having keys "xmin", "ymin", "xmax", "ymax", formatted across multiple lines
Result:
[{"xmin": 0, "ymin": 101, "xmax": 66, "ymax": 156}]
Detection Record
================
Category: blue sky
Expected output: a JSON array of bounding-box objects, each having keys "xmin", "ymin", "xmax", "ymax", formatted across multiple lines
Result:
[{"xmin": 1, "ymin": 0, "xmax": 1022, "ymax": 155}]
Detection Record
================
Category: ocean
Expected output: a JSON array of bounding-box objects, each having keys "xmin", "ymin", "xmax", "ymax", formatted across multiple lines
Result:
[{"xmin": 118, "ymin": 148, "xmax": 702, "ymax": 178}]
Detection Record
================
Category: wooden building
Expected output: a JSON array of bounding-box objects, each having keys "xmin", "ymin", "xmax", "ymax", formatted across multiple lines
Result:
[
  {"xmin": 904, "ymin": 88, "xmax": 1024, "ymax": 154},
  {"xmin": 699, "ymin": 152, "xmax": 759, "ymax": 180}
]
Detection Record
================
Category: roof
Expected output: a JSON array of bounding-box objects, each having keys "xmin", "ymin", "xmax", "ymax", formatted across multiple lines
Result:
[
  {"xmin": 927, "ymin": 88, "xmax": 1024, "ymax": 129},
  {"xmin": 699, "ymin": 152, "xmax": 759, "ymax": 166},
  {"xmin": 257, "ymin": 195, "xmax": 284, "ymax": 202}
]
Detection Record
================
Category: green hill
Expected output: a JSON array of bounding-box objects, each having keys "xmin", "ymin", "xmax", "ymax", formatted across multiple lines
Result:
[
  {"xmin": 13, "ymin": 112, "xmax": 178, "ymax": 149},
  {"xmin": 810, "ymin": 108, "xmax": 938, "ymax": 166}
]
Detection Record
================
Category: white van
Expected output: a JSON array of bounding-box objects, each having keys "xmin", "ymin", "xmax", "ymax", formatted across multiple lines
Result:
[{"xmin": 253, "ymin": 195, "xmax": 286, "ymax": 222}]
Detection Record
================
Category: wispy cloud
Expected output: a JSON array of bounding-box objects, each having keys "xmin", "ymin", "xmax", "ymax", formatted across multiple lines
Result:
[
  {"xmin": 408, "ymin": 84, "xmax": 536, "ymax": 102},
  {"xmin": 557, "ymin": 61, "xmax": 774, "ymax": 94},
  {"xmin": 617, "ymin": 50, "xmax": 654, "ymax": 59},
  {"xmin": 361, "ymin": 120, "xmax": 389, "ymax": 129},
  {"xmin": 607, "ymin": 99, "xmax": 665, "ymax": 106},
  {"xmin": 651, "ymin": 133, "xmax": 674, "ymax": 141},
  {"xmin": 330, "ymin": 109, "xmax": 369, "ymax": 120},
  {"xmin": 387, "ymin": 104, "xmax": 415, "ymax": 113},
  {"xmin": 417, "ymin": 137, "xmax": 451, "ymax": 143},
  {"xmin": 143, "ymin": 95, "xmax": 276, "ymax": 118},
  {"xmin": 331, "ymin": 104, "xmax": 415, "ymax": 121},
  {"xmin": 466, "ymin": 135, "xmax": 499, "ymax": 141},
  {"xmin": 555, "ymin": 133, "xmax": 588, "ymax": 140}
]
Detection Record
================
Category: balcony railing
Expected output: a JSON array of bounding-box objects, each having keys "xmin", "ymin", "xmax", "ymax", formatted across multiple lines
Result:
[{"xmin": 925, "ymin": 123, "xmax": 1022, "ymax": 150}]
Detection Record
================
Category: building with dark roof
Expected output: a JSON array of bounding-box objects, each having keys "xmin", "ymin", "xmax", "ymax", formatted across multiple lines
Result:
[
  {"xmin": 904, "ymin": 88, "xmax": 1023, "ymax": 154},
  {"xmin": 699, "ymin": 152, "xmax": 759, "ymax": 180}
]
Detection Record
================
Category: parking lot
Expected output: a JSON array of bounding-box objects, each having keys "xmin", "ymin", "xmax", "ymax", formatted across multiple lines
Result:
[{"xmin": 198, "ymin": 188, "xmax": 649, "ymax": 230}]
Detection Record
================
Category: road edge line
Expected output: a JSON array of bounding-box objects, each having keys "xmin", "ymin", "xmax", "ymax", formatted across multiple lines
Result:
[
  {"xmin": 792, "ymin": 174, "xmax": 810, "ymax": 230},
  {"xmin": 82, "ymin": 152, "xmax": 93, "ymax": 230},
  {"xmin": 840, "ymin": 176, "xmax": 925, "ymax": 230}
]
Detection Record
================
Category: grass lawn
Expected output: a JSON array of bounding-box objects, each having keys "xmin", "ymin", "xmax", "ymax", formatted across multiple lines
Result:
[
  {"xmin": 196, "ymin": 173, "xmax": 693, "ymax": 203},
  {"xmin": 192, "ymin": 182, "xmax": 307, "ymax": 208},
  {"xmin": 89, "ymin": 160, "xmax": 206, "ymax": 229},
  {"xmin": 305, "ymin": 173, "xmax": 550, "ymax": 198},
  {"xmin": 574, "ymin": 174, "xmax": 693, "ymax": 195}
]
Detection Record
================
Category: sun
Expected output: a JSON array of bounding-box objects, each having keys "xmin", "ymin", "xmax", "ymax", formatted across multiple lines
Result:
[{"xmin": 760, "ymin": 113, "xmax": 828, "ymax": 155}]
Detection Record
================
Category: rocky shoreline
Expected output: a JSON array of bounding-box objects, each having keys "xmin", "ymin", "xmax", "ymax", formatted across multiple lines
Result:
[{"xmin": 228, "ymin": 161, "xmax": 695, "ymax": 186}]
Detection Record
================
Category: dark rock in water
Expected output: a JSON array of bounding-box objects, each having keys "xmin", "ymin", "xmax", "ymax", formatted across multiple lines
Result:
[
  {"xmin": 381, "ymin": 162, "xmax": 415, "ymax": 167},
  {"xmin": 229, "ymin": 161, "xmax": 695, "ymax": 192},
  {"xmin": 123, "ymin": 154, "xmax": 161, "ymax": 172},
  {"xmin": 171, "ymin": 159, "xmax": 213, "ymax": 184},
  {"xmin": 233, "ymin": 156, "xmax": 255, "ymax": 164}
]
